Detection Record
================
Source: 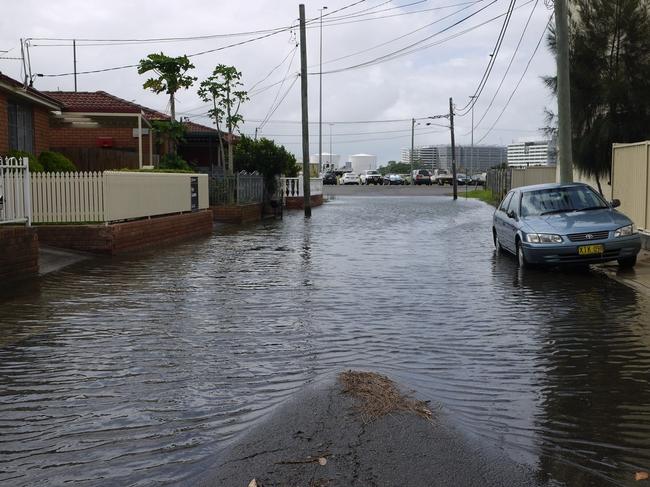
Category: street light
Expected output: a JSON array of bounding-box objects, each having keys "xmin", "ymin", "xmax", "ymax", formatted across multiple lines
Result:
[
  {"xmin": 319, "ymin": 6, "xmax": 328, "ymax": 175},
  {"xmin": 468, "ymin": 95, "xmax": 477, "ymax": 197}
]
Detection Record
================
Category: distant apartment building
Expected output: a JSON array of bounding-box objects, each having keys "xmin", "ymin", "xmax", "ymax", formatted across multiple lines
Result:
[
  {"xmin": 507, "ymin": 139, "xmax": 557, "ymax": 167},
  {"xmin": 401, "ymin": 145, "xmax": 507, "ymax": 173}
]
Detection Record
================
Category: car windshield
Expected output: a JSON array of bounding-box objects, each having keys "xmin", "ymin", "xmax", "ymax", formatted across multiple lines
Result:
[{"xmin": 520, "ymin": 186, "xmax": 608, "ymax": 217}]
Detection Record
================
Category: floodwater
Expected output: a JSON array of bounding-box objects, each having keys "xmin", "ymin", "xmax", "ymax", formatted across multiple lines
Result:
[{"xmin": 1, "ymin": 195, "xmax": 649, "ymax": 487}]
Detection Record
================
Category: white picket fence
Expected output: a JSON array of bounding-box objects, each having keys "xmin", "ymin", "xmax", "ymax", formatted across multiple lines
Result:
[
  {"xmin": 32, "ymin": 172, "xmax": 104, "ymax": 223},
  {"xmin": 0, "ymin": 157, "xmax": 32, "ymax": 225}
]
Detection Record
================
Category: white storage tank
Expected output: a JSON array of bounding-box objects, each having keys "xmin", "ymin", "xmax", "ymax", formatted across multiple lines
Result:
[{"xmin": 349, "ymin": 154, "xmax": 377, "ymax": 174}]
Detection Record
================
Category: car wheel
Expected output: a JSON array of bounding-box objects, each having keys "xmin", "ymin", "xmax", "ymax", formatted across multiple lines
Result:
[
  {"xmin": 618, "ymin": 256, "xmax": 637, "ymax": 268},
  {"xmin": 516, "ymin": 241, "xmax": 528, "ymax": 268},
  {"xmin": 494, "ymin": 230, "xmax": 502, "ymax": 254}
]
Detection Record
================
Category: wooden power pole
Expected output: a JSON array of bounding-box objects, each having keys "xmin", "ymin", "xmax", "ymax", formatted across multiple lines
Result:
[
  {"xmin": 299, "ymin": 4, "xmax": 312, "ymax": 217},
  {"xmin": 449, "ymin": 97, "xmax": 458, "ymax": 201}
]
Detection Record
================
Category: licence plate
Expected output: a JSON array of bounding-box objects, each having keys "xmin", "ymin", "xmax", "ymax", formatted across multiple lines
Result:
[{"xmin": 578, "ymin": 244, "xmax": 604, "ymax": 256}]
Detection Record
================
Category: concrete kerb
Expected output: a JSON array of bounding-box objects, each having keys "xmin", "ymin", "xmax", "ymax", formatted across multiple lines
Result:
[{"xmin": 596, "ymin": 249, "xmax": 650, "ymax": 296}]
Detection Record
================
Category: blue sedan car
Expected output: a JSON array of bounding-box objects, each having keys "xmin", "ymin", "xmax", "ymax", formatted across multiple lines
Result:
[{"xmin": 493, "ymin": 183, "xmax": 641, "ymax": 268}]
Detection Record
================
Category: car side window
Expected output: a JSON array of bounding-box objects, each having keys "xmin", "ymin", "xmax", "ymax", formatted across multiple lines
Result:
[
  {"xmin": 506, "ymin": 191, "xmax": 520, "ymax": 218},
  {"xmin": 499, "ymin": 192, "xmax": 514, "ymax": 212}
]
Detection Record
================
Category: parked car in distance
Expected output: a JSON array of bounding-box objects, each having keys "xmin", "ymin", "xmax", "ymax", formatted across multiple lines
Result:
[
  {"xmin": 412, "ymin": 169, "xmax": 432, "ymax": 185},
  {"xmin": 359, "ymin": 170, "xmax": 383, "ymax": 185},
  {"xmin": 340, "ymin": 173, "xmax": 360, "ymax": 185},
  {"xmin": 457, "ymin": 174, "xmax": 470, "ymax": 185},
  {"xmin": 322, "ymin": 172, "xmax": 338, "ymax": 185},
  {"xmin": 433, "ymin": 169, "xmax": 453, "ymax": 185},
  {"xmin": 471, "ymin": 173, "xmax": 487, "ymax": 186},
  {"xmin": 493, "ymin": 183, "xmax": 641, "ymax": 268},
  {"xmin": 383, "ymin": 173, "xmax": 404, "ymax": 185}
]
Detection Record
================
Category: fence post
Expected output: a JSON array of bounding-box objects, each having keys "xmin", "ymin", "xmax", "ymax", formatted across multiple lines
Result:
[{"xmin": 22, "ymin": 157, "xmax": 32, "ymax": 226}]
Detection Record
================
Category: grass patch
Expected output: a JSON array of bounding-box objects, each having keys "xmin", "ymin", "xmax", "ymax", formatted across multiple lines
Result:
[
  {"xmin": 462, "ymin": 189, "xmax": 499, "ymax": 207},
  {"xmin": 339, "ymin": 370, "xmax": 433, "ymax": 424}
]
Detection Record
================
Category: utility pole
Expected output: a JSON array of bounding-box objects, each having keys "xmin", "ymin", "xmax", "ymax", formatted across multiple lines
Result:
[
  {"xmin": 329, "ymin": 123, "xmax": 333, "ymax": 171},
  {"xmin": 20, "ymin": 39, "xmax": 28, "ymax": 88},
  {"xmin": 410, "ymin": 118, "xmax": 415, "ymax": 176},
  {"xmin": 73, "ymin": 39, "xmax": 78, "ymax": 92},
  {"xmin": 319, "ymin": 6, "xmax": 327, "ymax": 175},
  {"xmin": 554, "ymin": 0, "xmax": 573, "ymax": 183},
  {"xmin": 450, "ymin": 97, "xmax": 458, "ymax": 201},
  {"xmin": 254, "ymin": 127, "xmax": 259, "ymax": 140},
  {"xmin": 299, "ymin": 4, "xmax": 312, "ymax": 217}
]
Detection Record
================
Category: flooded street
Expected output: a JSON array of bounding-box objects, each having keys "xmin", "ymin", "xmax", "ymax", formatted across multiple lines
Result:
[{"xmin": 1, "ymin": 195, "xmax": 650, "ymax": 486}]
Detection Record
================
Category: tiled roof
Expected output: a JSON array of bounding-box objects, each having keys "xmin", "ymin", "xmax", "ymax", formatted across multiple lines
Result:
[
  {"xmin": 183, "ymin": 120, "xmax": 219, "ymax": 133},
  {"xmin": 40, "ymin": 88, "xmax": 227, "ymax": 136},
  {"xmin": 0, "ymin": 72, "xmax": 63, "ymax": 108},
  {"xmin": 42, "ymin": 90, "xmax": 146, "ymax": 114}
]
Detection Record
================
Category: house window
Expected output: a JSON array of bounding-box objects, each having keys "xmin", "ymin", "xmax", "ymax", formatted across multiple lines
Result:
[{"xmin": 7, "ymin": 100, "xmax": 34, "ymax": 153}]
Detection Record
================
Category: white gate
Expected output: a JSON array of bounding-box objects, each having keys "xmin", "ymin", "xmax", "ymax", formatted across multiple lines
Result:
[{"xmin": 0, "ymin": 157, "xmax": 32, "ymax": 225}]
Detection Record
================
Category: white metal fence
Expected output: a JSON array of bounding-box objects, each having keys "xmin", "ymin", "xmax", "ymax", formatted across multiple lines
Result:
[
  {"xmin": 0, "ymin": 157, "xmax": 32, "ymax": 225},
  {"xmin": 209, "ymin": 172, "xmax": 265, "ymax": 206},
  {"xmin": 31, "ymin": 171, "xmax": 209, "ymax": 224}
]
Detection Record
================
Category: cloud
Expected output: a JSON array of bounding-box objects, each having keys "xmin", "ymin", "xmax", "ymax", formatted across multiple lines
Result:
[{"xmin": 0, "ymin": 0, "xmax": 557, "ymax": 163}]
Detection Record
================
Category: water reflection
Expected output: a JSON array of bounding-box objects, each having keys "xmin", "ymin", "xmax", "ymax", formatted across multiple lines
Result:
[{"xmin": 0, "ymin": 196, "xmax": 648, "ymax": 486}]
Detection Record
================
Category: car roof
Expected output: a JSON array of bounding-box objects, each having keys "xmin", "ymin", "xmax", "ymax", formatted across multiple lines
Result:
[{"xmin": 517, "ymin": 182, "xmax": 590, "ymax": 193}]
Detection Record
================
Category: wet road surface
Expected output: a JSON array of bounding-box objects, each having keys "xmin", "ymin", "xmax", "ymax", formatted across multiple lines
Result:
[{"xmin": 1, "ymin": 195, "xmax": 649, "ymax": 486}]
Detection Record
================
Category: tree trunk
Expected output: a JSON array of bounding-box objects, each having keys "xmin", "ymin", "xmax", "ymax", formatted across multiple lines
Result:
[
  {"xmin": 228, "ymin": 134, "xmax": 234, "ymax": 176},
  {"xmin": 213, "ymin": 99, "xmax": 226, "ymax": 174},
  {"xmin": 170, "ymin": 94, "xmax": 177, "ymax": 155},
  {"xmin": 595, "ymin": 173, "xmax": 603, "ymax": 196}
]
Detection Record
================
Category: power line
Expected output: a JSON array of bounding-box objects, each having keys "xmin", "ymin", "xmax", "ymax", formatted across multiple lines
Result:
[
  {"xmin": 312, "ymin": 0, "xmax": 484, "ymax": 69},
  {"xmin": 34, "ymin": 0, "xmax": 369, "ymax": 78},
  {"xmin": 464, "ymin": 0, "xmax": 539, "ymax": 135},
  {"xmin": 314, "ymin": 0, "xmax": 499, "ymax": 75},
  {"xmin": 456, "ymin": 0, "xmax": 517, "ymax": 116},
  {"xmin": 474, "ymin": 13, "xmax": 553, "ymax": 144}
]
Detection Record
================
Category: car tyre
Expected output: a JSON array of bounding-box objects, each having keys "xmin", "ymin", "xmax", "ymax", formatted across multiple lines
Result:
[
  {"xmin": 516, "ymin": 241, "xmax": 528, "ymax": 268},
  {"xmin": 618, "ymin": 256, "xmax": 637, "ymax": 269},
  {"xmin": 494, "ymin": 231, "xmax": 502, "ymax": 254}
]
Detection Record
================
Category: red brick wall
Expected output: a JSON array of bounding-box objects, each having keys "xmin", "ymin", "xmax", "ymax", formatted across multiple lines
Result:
[
  {"xmin": 33, "ymin": 106, "xmax": 50, "ymax": 155},
  {"xmin": 211, "ymin": 203, "xmax": 263, "ymax": 224},
  {"xmin": 0, "ymin": 94, "xmax": 8, "ymax": 154},
  {"xmin": 36, "ymin": 210, "xmax": 213, "ymax": 254},
  {"xmin": 48, "ymin": 125, "xmax": 155, "ymax": 165},
  {"xmin": 285, "ymin": 195, "xmax": 324, "ymax": 210},
  {"xmin": 0, "ymin": 226, "xmax": 39, "ymax": 287}
]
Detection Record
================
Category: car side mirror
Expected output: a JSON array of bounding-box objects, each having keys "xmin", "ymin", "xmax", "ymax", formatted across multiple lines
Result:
[
  {"xmin": 507, "ymin": 210, "xmax": 516, "ymax": 219},
  {"xmin": 610, "ymin": 199, "xmax": 621, "ymax": 208}
]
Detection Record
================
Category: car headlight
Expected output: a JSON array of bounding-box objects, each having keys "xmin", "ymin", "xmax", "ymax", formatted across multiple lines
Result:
[
  {"xmin": 614, "ymin": 224, "xmax": 637, "ymax": 237},
  {"xmin": 525, "ymin": 233, "xmax": 563, "ymax": 244}
]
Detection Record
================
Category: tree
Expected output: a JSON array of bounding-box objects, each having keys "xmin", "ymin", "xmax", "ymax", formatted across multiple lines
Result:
[
  {"xmin": 234, "ymin": 136, "xmax": 299, "ymax": 193},
  {"xmin": 378, "ymin": 161, "xmax": 412, "ymax": 175},
  {"xmin": 544, "ymin": 0, "xmax": 650, "ymax": 193},
  {"xmin": 198, "ymin": 65, "xmax": 249, "ymax": 175},
  {"xmin": 138, "ymin": 53, "xmax": 196, "ymax": 122}
]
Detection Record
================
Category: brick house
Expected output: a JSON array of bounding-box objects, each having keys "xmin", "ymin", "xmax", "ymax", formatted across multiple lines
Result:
[
  {"xmin": 0, "ymin": 73, "xmax": 61, "ymax": 158},
  {"xmin": 43, "ymin": 90, "xmax": 227, "ymax": 172}
]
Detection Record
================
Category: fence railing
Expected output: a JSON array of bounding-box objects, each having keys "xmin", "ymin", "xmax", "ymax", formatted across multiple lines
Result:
[
  {"xmin": 280, "ymin": 177, "xmax": 324, "ymax": 201},
  {"xmin": 0, "ymin": 157, "xmax": 32, "ymax": 225},
  {"xmin": 31, "ymin": 171, "xmax": 208, "ymax": 224},
  {"xmin": 209, "ymin": 172, "xmax": 265, "ymax": 206},
  {"xmin": 486, "ymin": 166, "xmax": 556, "ymax": 202}
]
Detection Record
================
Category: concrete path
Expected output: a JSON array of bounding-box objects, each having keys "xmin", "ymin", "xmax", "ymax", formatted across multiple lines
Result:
[
  {"xmin": 182, "ymin": 375, "xmax": 550, "ymax": 487},
  {"xmin": 39, "ymin": 245, "xmax": 92, "ymax": 275},
  {"xmin": 598, "ymin": 249, "xmax": 650, "ymax": 296}
]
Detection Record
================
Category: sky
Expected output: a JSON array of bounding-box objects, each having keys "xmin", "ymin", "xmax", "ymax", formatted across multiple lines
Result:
[{"xmin": 0, "ymin": 0, "xmax": 557, "ymax": 164}]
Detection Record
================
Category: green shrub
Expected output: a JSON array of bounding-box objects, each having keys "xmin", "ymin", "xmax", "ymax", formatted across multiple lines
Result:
[
  {"xmin": 159, "ymin": 153, "xmax": 193, "ymax": 172},
  {"xmin": 38, "ymin": 151, "xmax": 77, "ymax": 172},
  {"xmin": 6, "ymin": 150, "xmax": 44, "ymax": 172}
]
